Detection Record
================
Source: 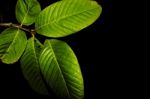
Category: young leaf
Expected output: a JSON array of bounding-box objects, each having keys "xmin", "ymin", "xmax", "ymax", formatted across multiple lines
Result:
[
  {"xmin": 35, "ymin": 0, "xmax": 102, "ymax": 37},
  {"xmin": 16, "ymin": 0, "xmax": 41, "ymax": 26},
  {"xmin": 39, "ymin": 39, "xmax": 84, "ymax": 99},
  {"xmin": 20, "ymin": 37, "xmax": 48, "ymax": 95},
  {"xmin": 0, "ymin": 28, "xmax": 27, "ymax": 64}
]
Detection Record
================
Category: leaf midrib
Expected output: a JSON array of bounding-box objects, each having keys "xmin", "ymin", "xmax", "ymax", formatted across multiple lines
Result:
[
  {"xmin": 21, "ymin": 0, "xmax": 32, "ymax": 26},
  {"xmin": 31, "ymin": 38, "xmax": 39, "ymax": 66},
  {"xmin": 36, "ymin": 6, "xmax": 100, "ymax": 30},
  {"xmin": 47, "ymin": 41, "xmax": 71, "ymax": 98}
]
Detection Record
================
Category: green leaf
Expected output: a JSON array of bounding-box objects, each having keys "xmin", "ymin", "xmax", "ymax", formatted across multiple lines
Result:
[
  {"xmin": 35, "ymin": 0, "xmax": 102, "ymax": 37},
  {"xmin": 20, "ymin": 37, "xmax": 48, "ymax": 95},
  {"xmin": 16, "ymin": 0, "xmax": 41, "ymax": 25},
  {"xmin": 39, "ymin": 39, "xmax": 84, "ymax": 99},
  {"xmin": 0, "ymin": 28, "xmax": 27, "ymax": 64}
]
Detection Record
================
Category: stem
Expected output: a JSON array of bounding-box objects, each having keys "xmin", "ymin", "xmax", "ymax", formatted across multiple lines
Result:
[{"xmin": 0, "ymin": 22, "xmax": 35, "ymax": 35}]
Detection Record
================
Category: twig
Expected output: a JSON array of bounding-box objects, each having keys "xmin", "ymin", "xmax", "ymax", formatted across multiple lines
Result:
[{"xmin": 0, "ymin": 22, "xmax": 35, "ymax": 35}]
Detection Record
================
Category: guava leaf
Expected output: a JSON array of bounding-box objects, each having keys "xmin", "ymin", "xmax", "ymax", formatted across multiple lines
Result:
[
  {"xmin": 20, "ymin": 37, "xmax": 48, "ymax": 94},
  {"xmin": 16, "ymin": 0, "xmax": 41, "ymax": 25},
  {"xmin": 39, "ymin": 39, "xmax": 84, "ymax": 99},
  {"xmin": 0, "ymin": 28, "xmax": 27, "ymax": 64},
  {"xmin": 35, "ymin": 0, "xmax": 102, "ymax": 37}
]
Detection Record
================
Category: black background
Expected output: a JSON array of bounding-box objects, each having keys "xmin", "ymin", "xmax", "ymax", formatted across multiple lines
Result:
[{"xmin": 0, "ymin": 0, "xmax": 112, "ymax": 98}]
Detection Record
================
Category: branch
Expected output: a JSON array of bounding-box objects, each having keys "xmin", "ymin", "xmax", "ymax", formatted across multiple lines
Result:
[{"xmin": 0, "ymin": 23, "xmax": 36, "ymax": 35}]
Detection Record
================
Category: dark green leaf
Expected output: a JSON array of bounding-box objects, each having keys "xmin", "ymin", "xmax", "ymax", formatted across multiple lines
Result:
[
  {"xmin": 20, "ymin": 37, "xmax": 48, "ymax": 94},
  {"xmin": 39, "ymin": 39, "xmax": 84, "ymax": 99}
]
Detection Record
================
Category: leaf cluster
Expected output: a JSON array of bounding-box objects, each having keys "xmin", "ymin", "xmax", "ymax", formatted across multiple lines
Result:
[{"xmin": 0, "ymin": 0, "xmax": 102, "ymax": 98}]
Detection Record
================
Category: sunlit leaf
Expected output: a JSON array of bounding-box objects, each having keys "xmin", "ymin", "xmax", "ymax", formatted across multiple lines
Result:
[{"xmin": 35, "ymin": 0, "xmax": 102, "ymax": 37}]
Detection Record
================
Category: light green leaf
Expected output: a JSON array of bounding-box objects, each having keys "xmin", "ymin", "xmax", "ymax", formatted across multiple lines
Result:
[
  {"xmin": 0, "ymin": 28, "xmax": 27, "ymax": 64},
  {"xmin": 39, "ymin": 39, "xmax": 84, "ymax": 99},
  {"xmin": 16, "ymin": 0, "xmax": 41, "ymax": 25},
  {"xmin": 35, "ymin": 0, "xmax": 102, "ymax": 37},
  {"xmin": 20, "ymin": 37, "xmax": 48, "ymax": 95}
]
